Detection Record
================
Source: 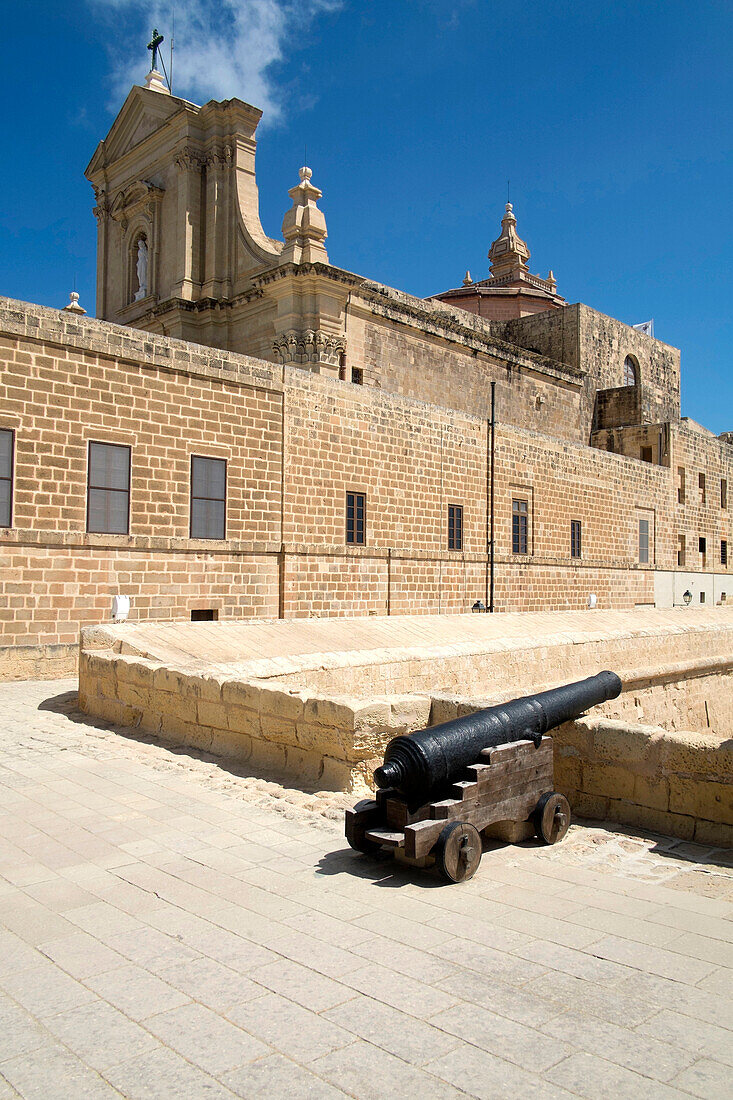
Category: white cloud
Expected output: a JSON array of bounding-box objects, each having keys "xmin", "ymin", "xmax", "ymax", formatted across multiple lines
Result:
[{"xmin": 90, "ymin": 0, "xmax": 342, "ymax": 122}]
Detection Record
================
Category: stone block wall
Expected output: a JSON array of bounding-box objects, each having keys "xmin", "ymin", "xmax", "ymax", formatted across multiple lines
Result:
[
  {"xmin": 671, "ymin": 422, "xmax": 732, "ymax": 578},
  {"xmin": 78, "ymin": 646, "xmax": 432, "ymax": 792},
  {"xmin": 554, "ymin": 716, "xmax": 732, "ymax": 847},
  {"xmin": 346, "ymin": 294, "xmax": 584, "ymax": 443},
  {"xmin": 1, "ymin": 297, "xmax": 729, "ymax": 674}
]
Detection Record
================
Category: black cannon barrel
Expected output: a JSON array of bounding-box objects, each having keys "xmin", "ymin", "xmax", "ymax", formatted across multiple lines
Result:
[{"xmin": 373, "ymin": 671, "xmax": 621, "ymax": 798}]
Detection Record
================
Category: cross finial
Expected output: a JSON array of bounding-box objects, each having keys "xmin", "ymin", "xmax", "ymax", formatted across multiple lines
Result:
[{"xmin": 147, "ymin": 28, "xmax": 164, "ymax": 72}]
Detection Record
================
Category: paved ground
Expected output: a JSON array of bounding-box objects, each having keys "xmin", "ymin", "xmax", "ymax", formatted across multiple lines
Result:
[{"xmin": 0, "ymin": 679, "xmax": 731, "ymax": 1100}]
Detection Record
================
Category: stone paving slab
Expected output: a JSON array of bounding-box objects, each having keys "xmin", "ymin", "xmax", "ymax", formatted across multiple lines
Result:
[{"xmin": 0, "ymin": 679, "xmax": 731, "ymax": 1100}]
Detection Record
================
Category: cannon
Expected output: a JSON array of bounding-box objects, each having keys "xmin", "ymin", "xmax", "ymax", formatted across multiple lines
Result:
[{"xmin": 346, "ymin": 671, "xmax": 621, "ymax": 883}]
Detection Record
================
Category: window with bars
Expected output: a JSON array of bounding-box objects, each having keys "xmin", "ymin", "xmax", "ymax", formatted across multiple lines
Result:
[
  {"xmin": 0, "ymin": 429, "xmax": 13, "ymax": 528},
  {"xmin": 351, "ymin": 367, "xmax": 364, "ymax": 385},
  {"xmin": 448, "ymin": 505, "xmax": 463, "ymax": 550},
  {"xmin": 638, "ymin": 518, "xmax": 649, "ymax": 564},
  {"xmin": 190, "ymin": 456, "xmax": 226, "ymax": 539},
  {"xmin": 87, "ymin": 442, "xmax": 131, "ymax": 534},
  {"xmin": 346, "ymin": 492, "xmax": 365, "ymax": 544},
  {"xmin": 722, "ymin": 479, "xmax": 728, "ymax": 510},
  {"xmin": 570, "ymin": 520, "xmax": 582, "ymax": 559},
  {"xmin": 699, "ymin": 472, "xmax": 706, "ymax": 504},
  {"xmin": 512, "ymin": 498, "xmax": 528, "ymax": 554},
  {"xmin": 677, "ymin": 534, "xmax": 686, "ymax": 567},
  {"xmin": 677, "ymin": 466, "xmax": 686, "ymax": 504},
  {"xmin": 722, "ymin": 540, "xmax": 728, "ymax": 567}
]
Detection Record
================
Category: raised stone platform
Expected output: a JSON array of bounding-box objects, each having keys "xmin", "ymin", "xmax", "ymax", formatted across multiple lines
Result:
[{"xmin": 79, "ymin": 608, "xmax": 733, "ymax": 845}]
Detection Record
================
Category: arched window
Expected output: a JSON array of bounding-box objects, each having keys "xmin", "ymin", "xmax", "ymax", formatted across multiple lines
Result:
[{"xmin": 623, "ymin": 355, "xmax": 639, "ymax": 386}]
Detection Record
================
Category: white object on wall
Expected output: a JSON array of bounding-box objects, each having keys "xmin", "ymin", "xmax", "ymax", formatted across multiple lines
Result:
[
  {"xmin": 112, "ymin": 595, "xmax": 130, "ymax": 621},
  {"xmin": 588, "ymin": 593, "xmax": 597, "ymax": 609}
]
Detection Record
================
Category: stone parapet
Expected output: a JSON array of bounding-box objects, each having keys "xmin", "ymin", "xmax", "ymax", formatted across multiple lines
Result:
[{"xmin": 554, "ymin": 716, "xmax": 732, "ymax": 848}]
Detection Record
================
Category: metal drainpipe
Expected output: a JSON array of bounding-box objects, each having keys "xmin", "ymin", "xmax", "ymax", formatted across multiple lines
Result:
[{"xmin": 489, "ymin": 381, "xmax": 496, "ymax": 612}]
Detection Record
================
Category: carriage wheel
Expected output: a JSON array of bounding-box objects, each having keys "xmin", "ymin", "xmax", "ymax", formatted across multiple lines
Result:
[
  {"xmin": 435, "ymin": 821, "xmax": 482, "ymax": 883},
  {"xmin": 533, "ymin": 792, "xmax": 571, "ymax": 845},
  {"xmin": 346, "ymin": 828, "xmax": 385, "ymax": 856}
]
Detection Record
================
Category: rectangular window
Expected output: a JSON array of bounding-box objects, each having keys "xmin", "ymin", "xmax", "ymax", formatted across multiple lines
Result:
[
  {"xmin": 699, "ymin": 472, "xmax": 706, "ymax": 504},
  {"xmin": 346, "ymin": 491, "xmax": 366, "ymax": 544},
  {"xmin": 677, "ymin": 466, "xmax": 685, "ymax": 504},
  {"xmin": 0, "ymin": 428, "xmax": 13, "ymax": 528},
  {"xmin": 191, "ymin": 608, "xmax": 218, "ymax": 621},
  {"xmin": 677, "ymin": 534, "xmax": 686, "ymax": 567},
  {"xmin": 722, "ymin": 479, "xmax": 728, "ymax": 510},
  {"xmin": 87, "ymin": 441, "xmax": 131, "ymax": 534},
  {"xmin": 699, "ymin": 536, "xmax": 707, "ymax": 555},
  {"xmin": 722, "ymin": 540, "xmax": 728, "ymax": 567},
  {"xmin": 448, "ymin": 505, "xmax": 463, "ymax": 550},
  {"xmin": 638, "ymin": 518, "xmax": 649, "ymax": 564},
  {"xmin": 351, "ymin": 367, "xmax": 364, "ymax": 385},
  {"xmin": 190, "ymin": 456, "xmax": 226, "ymax": 539},
  {"xmin": 700, "ymin": 591, "xmax": 706, "ymax": 604},
  {"xmin": 640, "ymin": 446, "xmax": 653, "ymax": 464},
  {"xmin": 570, "ymin": 520, "xmax": 582, "ymax": 559},
  {"xmin": 512, "ymin": 498, "xmax": 528, "ymax": 554}
]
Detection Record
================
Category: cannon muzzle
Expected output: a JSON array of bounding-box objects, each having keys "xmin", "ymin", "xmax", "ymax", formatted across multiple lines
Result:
[{"xmin": 373, "ymin": 670, "xmax": 621, "ymax": 798}]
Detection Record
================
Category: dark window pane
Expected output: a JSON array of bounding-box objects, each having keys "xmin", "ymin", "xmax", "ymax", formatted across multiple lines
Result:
[
  {"xmin": 192, "ymin": 456, "xmax": 225, "ymax": 501},
  {"xmin": 89, "ymin": 442, "xmax": 130, "ymax": 491},
  {"xmin": 87, "ymin": 443, "xmax": 130, "ymax": 534},
  {"xmin": 0, "ymin": 479, "xmax": 10, "ymax": 527},
  {"xmin": 190, "ymin": 457, "xmax": 226, "ymax": 539},
  {"xmin": 346, "ymin": 492, "xmax": 365, "ymax": 544},
  {"xmin": 0, "ymin": 430, "xmax": 11, "ymax": 478},
  {"xmin": 512, "ymin": 499, "xmax": 528, "ymax": 554},
  {"xmin": 88, "ymin": 487, "xmax": 129, "ymax": 534},
  {"xmin": 639, "ymin": 519, "xmax": 649, "ymax": 563},
  {"xmin": 191, "ymin": 498, "xmax": 225, "ymax": 540}
]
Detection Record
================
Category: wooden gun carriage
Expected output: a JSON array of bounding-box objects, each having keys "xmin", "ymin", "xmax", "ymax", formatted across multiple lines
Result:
[{"xmin": 346, "ymin": 672, "xmax": 621, "ymax": 883}]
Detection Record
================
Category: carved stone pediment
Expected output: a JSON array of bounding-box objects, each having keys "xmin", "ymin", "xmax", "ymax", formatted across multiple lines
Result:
[
  {"xmin": 86, "ymin": 86, "xmax": 181, "ymax": 175},
  {"xmin": 109, "ymin": 181, "xmax": 165, "ymax": 226}
]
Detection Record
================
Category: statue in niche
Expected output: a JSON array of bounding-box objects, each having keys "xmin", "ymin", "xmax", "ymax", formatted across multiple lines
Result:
[{"xmin": 134, "ymin": 238, "xmax": 148, "ymax": 301}]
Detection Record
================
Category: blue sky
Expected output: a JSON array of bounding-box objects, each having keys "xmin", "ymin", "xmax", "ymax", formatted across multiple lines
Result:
[{"xmin": 0, "ymin": 0, "xmax": 730, "ymax": 431}]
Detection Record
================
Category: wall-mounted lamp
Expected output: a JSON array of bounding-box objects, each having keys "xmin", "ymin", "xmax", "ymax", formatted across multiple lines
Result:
[
  {"xmin": 472, "ymin": 600, "xmax": 486, "ymax": 613},
  {"xmin": 112, "ymin": 594, "xmax": 130, "ymax": 622},
  {"xmin": 682, "ymin": 590, "xmax": 692, "ymax": 606}
]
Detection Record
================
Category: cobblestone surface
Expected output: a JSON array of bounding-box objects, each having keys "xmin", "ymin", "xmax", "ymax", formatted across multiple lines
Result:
[{"xmin": 0, "ymin": 679, "xmax": 731, "ymax": 1099}]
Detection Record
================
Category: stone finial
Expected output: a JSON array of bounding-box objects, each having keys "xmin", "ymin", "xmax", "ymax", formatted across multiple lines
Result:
[
  {"xmin": 488, "ymin": 201, "xmax": 531, "ymax": 279},
  {"xmin": 144, "ymin": 69, "xmax": 170, "ymax": 95},
  {"xmin": 62, "ymin": 291, "xmax": 86, "ymax": 315},
  {"xmin": 280, "ymin": 165, "xmax": 329, "ymax": 266},
  {"xmin": 462, "ymin": 270, "xmax": 474, "ymax": 286},
  {"xmin": 547, "ymin": 269, "xmax": 556, "ymax": 291}
]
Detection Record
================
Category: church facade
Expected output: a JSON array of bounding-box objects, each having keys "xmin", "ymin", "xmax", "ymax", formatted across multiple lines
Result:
[{"xmin": 0, "ymin": 73, "xmax": 730, "ymax": 678}]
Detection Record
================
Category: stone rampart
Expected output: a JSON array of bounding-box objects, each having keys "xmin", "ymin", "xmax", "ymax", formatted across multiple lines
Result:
[{"xmin": 79, "ymin": 610, "xmax": 732, "ymax": 843}]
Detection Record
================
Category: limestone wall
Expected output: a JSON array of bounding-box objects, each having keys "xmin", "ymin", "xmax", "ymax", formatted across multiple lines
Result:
[
  {"xmin": 1, "ymin": 298, "xmax": 730, "ymax": 674},
  {"xmin": 553, "ymin": 717, "xmax": 731, "ymax": 847},
  {"xmin": 78, "ymin": 646, "xmax": 431, "ymax": 793}
]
